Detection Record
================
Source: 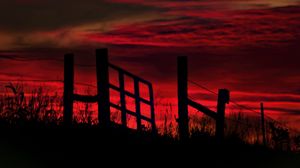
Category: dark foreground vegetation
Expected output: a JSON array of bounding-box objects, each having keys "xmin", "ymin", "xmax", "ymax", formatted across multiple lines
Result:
[
  {"xmin": 0, "ymin": 124, "xmax": 300, "ymax": 168},
  {"xmin": 0, "ymin": 84, "xmax": 300, "ymax": 167}
]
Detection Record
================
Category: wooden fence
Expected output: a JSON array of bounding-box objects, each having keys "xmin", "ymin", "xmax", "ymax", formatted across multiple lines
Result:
[
  {"xmin": 62, "ymin": 48, "xmax": 270, "ymax": 143},
  {"xmin": 63, "ymin": 49, "xmax": 156, "ymax": 132},
  {"xmin": 177, "ymin": 56, "xmax": 230, "ymax": 141}
]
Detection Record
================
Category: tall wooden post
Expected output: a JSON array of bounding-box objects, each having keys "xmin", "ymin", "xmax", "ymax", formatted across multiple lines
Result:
[
  {"xmin": 119, "ymin": 71, "xmax": 127, "ymax": 127},
  {"xmin": 261, "ymin": 102, "xmax": 267, "ymax": 146},
  {"xmin": 177, "ymin": 56, "xmax": 189, "ymax": 141},
  {"xmin": 64, "ymin": 54, "xmax": 74, "ymax": 127},
  {"xmin": 216, "ymin": 89, "xmax": 230, "ymax": 142},
  {"xmin": 134, "ymin": 79, "xmax": 142, "ymax": 130},
  {"xmin": 96, "ymin": 49, "xmax": 110, "ymax": 128},
  {"xmin": 149, "ymin": 84, "xmax": 157, "ymax": 133}
]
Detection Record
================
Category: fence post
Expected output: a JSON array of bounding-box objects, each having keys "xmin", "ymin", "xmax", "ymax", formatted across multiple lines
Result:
[
  {"xmin": 134, "ymin": 79, "xmax": 142, "ymax": 130},
  {"xmin": 216, "ymin": 89, "xmax": 230, "ymax": 142},
  {"xmin": 177, "ymin": 56, "xmax": 189, "ymax": 141},
  {"xmin": 119, "ymin": 71, "xmax": 127, "ymax": 127},
  {"xmin": 96, "ymin": 48, "xmax": 110, "ymax": 128},
  {"xmin": 149, "ymin": 84, "xmax": 157, "ymax": 133},
  {"xmin": 64, "ymin": 53, "xmax": 74, "ymax": 127},
  {"xmin": 261, "ymin": 102, "xmax": 267, "ymax": 146}
]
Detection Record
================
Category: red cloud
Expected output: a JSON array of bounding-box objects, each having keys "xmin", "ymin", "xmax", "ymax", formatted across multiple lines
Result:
[
  {"xmin": 86, "ymin": 5, "xmax": 300, "ymax": 47},
  {"xmin": 2, "ymin": 1, "xmax": 300, "ymax": 130}
]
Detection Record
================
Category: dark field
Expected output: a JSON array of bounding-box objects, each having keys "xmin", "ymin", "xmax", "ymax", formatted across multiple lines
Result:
[{"xmin": 0, "ymin": 125, "xmax": 299, "ymax": 168}]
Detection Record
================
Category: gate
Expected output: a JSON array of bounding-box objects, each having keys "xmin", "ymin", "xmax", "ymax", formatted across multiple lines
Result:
[{"xmin": 63, "ymin": 49, "xmax": 156, "ymax": 132}]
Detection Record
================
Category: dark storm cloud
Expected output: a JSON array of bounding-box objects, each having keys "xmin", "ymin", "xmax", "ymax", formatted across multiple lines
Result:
[{"xmin": 0, "ymin": 0, "xmax": 158, "ymax": 32}]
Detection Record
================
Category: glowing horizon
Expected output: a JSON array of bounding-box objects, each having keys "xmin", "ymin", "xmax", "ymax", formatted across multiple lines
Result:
[{"xmin": 1, "ymin": 0, "xmax": 300, "ymax": 130}]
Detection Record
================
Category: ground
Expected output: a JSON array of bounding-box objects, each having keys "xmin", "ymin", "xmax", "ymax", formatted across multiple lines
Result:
[{"xmin": 0, "ymin": 125, "xmax": 299, "ymax": 168}]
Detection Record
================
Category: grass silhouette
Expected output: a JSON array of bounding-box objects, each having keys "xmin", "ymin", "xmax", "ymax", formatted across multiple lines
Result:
[{"xmin": 0, "ymin": 83, "xmax": 300, "ymax": 167}]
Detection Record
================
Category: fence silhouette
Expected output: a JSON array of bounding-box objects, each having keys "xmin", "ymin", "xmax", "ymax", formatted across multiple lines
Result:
[
  {"xmin": 1, "ymin": 48, "xmax": 300, "ymax": 147},
  {"xmin": 63, "ymin": 48, "xmax": 156, "ymax": 132},
  {"xmin": 177, "ymin": 57, "xmax": 299, "ymax": 146},
  {"xmin": 177, "ymin": 56, "xmax": 230, "ymax": 141}
]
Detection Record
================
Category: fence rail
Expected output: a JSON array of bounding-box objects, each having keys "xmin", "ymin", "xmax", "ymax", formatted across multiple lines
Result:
[
  {"xmin": 108, "ymin": 62, "xmax": 156, "ymax": 132},
  {"xmin": 177, "ymin": 56, "xmax": 230, "ymax": 141},
  {"xmin": 63, "ymin": 48, "xmax": 156, "ymax": 133}
]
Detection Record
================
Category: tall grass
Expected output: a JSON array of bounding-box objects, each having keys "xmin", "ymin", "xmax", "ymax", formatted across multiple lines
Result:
[
  {"xmin": 0, "ymin": 83, "xmax": 299, "ymax": 151},
  {"xmin": 0, "ymin": 83, "xmax": 63, "ymax": 127},
  {"xmin": 188, "ymin": 110, "xmax": 299, "ymax": 151}
]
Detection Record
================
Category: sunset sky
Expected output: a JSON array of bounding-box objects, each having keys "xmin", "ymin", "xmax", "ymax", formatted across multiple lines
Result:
[{"xmin": 1, "ymin": 0, "xmax": 300, "ymax": 129}]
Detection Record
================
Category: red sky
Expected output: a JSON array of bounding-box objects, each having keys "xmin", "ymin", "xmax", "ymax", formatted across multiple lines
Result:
[{"xmin": 1, "ymin": 0, "xmax": 300, "ymax": 130}]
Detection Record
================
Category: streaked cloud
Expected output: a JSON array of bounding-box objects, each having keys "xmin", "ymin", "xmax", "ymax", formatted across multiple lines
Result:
[
  {"xmin": 0, "ymin": 0, "xmax": 162, "ymax": 49},
  {"xmin": 1, "ymin": 0, "xmax": 300, "ymax": 128},
  {"xmin": 0, "ymin": 0, "xmax": 160, "ymax": 32}
]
